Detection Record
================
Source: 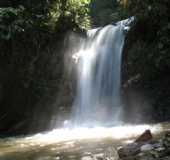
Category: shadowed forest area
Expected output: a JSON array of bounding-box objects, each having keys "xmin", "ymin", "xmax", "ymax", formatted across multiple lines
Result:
[{"xmin": 0, "ymin": 0, "xmax": 170, "ymax": 135}]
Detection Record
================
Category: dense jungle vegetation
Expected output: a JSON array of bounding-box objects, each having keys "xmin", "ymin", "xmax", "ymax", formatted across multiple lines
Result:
[{"xmin": 0, "ymin": 0, "xmax": 170, "ymax": 134}]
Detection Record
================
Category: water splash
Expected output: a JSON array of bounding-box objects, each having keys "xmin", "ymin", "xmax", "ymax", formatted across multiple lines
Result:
[{"xmin": 72, "ymin": 19, "xmax": 132, "ymax": 126}]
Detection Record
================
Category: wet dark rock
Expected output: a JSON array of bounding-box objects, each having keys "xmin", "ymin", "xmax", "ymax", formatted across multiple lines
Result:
[
  {"xmin": 118, "ymin": 130, "xmax": 153, "ymax": 158},
  {"xmin": 163, "ymin": 131, "xmax": 170, "ymax": 148},
  {"xmin": 118, "ymin": 132, "xmax": 170, "ymax": 160},
  {"xmin": 135, "ymin": 130, "xmax": 153, "ymax": 143},
  {"xmin": 136, "ymin": 154, "xmax": 155, "ymax": 160},
  {"xmin": 118, "ymin": 142, "xmax": 141, "ymax": 158}
]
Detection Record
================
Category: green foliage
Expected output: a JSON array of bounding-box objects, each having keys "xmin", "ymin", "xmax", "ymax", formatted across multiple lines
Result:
[
  {"xmin": 50, "ymin": 0, "xmax": 91, "ymax": 30},
  {"xmin": 0, "ymin": 6, "xmax": 24, "ymax": 39},
  {"xmin": 0, "ymin": 0, "xmax": 91, "ymax": 40},
  {"xmin": 67, "ymin": 0, "xmax": 91, "ymax": 29}
]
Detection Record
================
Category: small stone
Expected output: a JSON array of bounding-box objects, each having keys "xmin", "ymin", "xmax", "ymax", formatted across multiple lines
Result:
[
  {"xmin": 93, "ymin": 153, "xmax": 104, "ymax": 160},
  {"xmin": 152, "ymin": 141, "xmax": 163, "ymax": 148},
  {"xmin": 140, "ymin": 144, "xmax": 154, "ymax": 152},
  {"xmin": 81, "ymin": 156, "xmax": 93, "ymax": 160},
  {"xmin": 104, "ymin": 147, "xmax": 119, "ymax": 160},
  {"xmin": 155, "ymin": 147, "xmax": 165, "ymax": 151}
]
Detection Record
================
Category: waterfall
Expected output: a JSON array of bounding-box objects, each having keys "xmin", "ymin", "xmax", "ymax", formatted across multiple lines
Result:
[{"xmin": 72, "ymin": 18, "xmax": 134, "ymax": 127}]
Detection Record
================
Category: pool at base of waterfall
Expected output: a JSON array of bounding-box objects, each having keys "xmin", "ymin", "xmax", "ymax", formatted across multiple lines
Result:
[{"xmin": 0, "ymin": 122, "xmax": 169, "ymax": 160}]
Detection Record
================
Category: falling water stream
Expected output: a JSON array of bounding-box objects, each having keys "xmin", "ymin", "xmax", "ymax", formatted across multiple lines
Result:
[{"xmin": 72, "ymin": 18, "xmax": 133, "ymax": 126}]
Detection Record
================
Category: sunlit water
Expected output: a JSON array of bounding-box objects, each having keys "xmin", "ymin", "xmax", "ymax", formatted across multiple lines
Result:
[
  {"xmin": 0, "ymin": 123, "xmax": 169, "ymax": 160},
  {"xmin": 72, "ymin": 19, "xmax": 129, "ymax": 126}
]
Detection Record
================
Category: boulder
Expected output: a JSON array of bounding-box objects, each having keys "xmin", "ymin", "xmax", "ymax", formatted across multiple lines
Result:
[
  {"xmin": 118, "ymin": 130, "xmax": 153, "ymax": 158},
  {"xmin": 135, "ymin": 130, "xmax": 152, "ymax": 143},
  {"xmin": 118, "ymin": 131, "xmax": 170, "ymax": 160},
  {"xmin": 118, "ymin": 142, "xmax": 141, "ymax": 158}
]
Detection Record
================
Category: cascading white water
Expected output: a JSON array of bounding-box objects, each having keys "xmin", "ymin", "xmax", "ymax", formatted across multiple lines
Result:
[{"xmin": 72, "ymin": 18, "xmax": 134, "ymax": 127}]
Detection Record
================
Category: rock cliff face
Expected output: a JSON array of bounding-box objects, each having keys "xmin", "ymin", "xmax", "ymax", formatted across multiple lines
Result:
[
  {"xmin": 0, "ymin": 31, "xmax": 75, "ymax": 135},
  {"xmin": 121, "ymin": 20, "xmax": 170, "ymax": 123}
]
